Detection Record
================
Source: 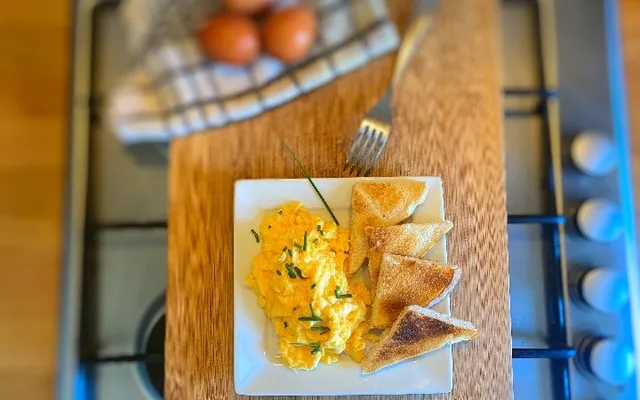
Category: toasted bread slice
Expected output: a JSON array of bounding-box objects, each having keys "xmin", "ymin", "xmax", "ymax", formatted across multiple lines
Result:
[
  {"xmin": 348, "ymin": 181, "xmax": 430, "ymax": 274},
  {"xmin": 361, "ymin": 305, "xmax": 478, "ymax": 374},
  {"xmin": 365, "ymin": 221, "xmax": 453, "ymax": 297},
  {"xmin": 370, "ymin": 253, "xmax": 461, "ymax": 328}
]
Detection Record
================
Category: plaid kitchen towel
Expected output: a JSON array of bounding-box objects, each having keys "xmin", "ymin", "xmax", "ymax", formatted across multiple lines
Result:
[{"xmin": 108, "ymin": 0, "xmax": 399, "ymax": 144}]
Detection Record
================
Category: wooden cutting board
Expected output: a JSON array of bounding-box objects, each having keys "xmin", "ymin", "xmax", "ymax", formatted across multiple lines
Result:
[{"xmin": 165, "ymin": 0, "xmax": 513, "ymax": 398}]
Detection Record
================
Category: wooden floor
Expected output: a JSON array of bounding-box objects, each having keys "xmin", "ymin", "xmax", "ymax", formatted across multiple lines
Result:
[
  {"xmin": 0, "ymin": 1, "xmax": 637, "ymax": 399},
  {"xmin": 0, "ymin": 1, "xmax": 70, "ymax": 399}
]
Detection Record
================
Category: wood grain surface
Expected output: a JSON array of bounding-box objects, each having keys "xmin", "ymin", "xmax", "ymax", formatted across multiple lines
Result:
[
  {"xmin": 166, "ymin": 0, "xmax": 513, "ymax": 398},
  {"xmin": 0, "ymin": 1, "xmax": 70, "ymax": 399}
]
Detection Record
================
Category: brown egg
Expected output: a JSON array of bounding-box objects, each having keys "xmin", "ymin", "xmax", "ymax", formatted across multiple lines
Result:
[
  {"xmin": 261, "ymin": 5, "xmax": 318, "ymax": 63},
  {"xmin": 198, "ymin": 12, "xmax": 260, "ymax": 66},
  {"xmin": 223, "ymin": 0, "xmax": 274, "ymax": 15}
]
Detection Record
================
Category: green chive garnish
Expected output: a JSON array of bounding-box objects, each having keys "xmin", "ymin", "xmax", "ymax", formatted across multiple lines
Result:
[
  {"xmin": 294, "ymin": 266, "xmax": 306, "ymax": 279},
  {"xmin": 287, "ymin": 249, "xmax": 293, "ymax": 257},
  {"xmin": 284, "ymin": 263, "xmax": 296, "ymax": 278},
  {"xmin": 311, "ymin": 283, "xmax": 317, "ymax": 289},
  {"xmin": 251, "ymin": 229, "xmax": 260, "ymax": 243},
  {"xmin": 291, "ymin": 342, "xmax": 321, "ymax": 355},
  {"xmin": 313, "ymin": 238, "xmax": 319, "ymax": 244},
  {"xmin": 281, "ymin": 141, "xmax": 340, "ymax": 226},
  {"xmin": 282, "ymin": 246, "xmax": 287, "ymax": 252},
  {"xmin": 276, "ymin": 270, "xmax": 282, "ymax": 276},
  {"xmin": 284, "ymin": 322, "xmax": 288, "ymax": 328},
  {"xmin": 303, "ymin": 232, "xmax": 308, "ymax": 251},
  {"xmin": 317, "ymin": 225, "xmax": 324, "ymax": 235},
  {"xmin": 298, "ymin": 305, "xmax": 323, "ymax": 322},
  {"xmin": 298, "ymin": 316, "xmax": 323, "ymax": 322},
  {"xmin": 278, "ymin": 210, "xmax": 283, "ymax": 215},
  {"xmin": 334, "ymin": 286, "xmax": 353, "ymax": 299},
  {"xmin": 268, "ymin": 225, "xmax": 272, "ymax": 229},
  {"xmin": 294, "ymin": 242, "xmax": 303, "ymax": 250},
  {"xmin": 311, "ymin": 326, "xmax": 330, "ymax": 334}
]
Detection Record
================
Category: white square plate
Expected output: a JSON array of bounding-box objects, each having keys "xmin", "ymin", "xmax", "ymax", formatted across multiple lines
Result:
[{"xmin": 234, "ymin": 177, "xmax": 451, "ymax": 396}]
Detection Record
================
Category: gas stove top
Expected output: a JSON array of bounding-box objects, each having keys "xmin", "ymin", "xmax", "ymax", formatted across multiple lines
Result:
[{"xmin": 59, "ymin": 0, "xmax": 638, "ymax": 399}]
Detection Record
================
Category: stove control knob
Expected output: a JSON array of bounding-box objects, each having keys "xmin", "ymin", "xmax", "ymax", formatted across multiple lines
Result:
[
  {"xmin": 576, "ymin": 337, "xmax": 635, "ymax": 385},
  {"xmin": 576, "ymin": 199, "xmax": 623, "ymax": 242},
  {"xmin": 572, "ymin": 268, "xmax": 629, "ymax": 313},
  {"xmin": 571, "ymin": 131, "xmax": 617, "ymax": 176}
]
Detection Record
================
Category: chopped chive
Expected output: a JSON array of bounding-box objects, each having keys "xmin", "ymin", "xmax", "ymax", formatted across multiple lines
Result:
[
  {"xmin": 298, "ymin": 316, "xmax": 323, "ymax": 322},
  {"xmin": 311, "ymin": 326, "xmax": 330, "ymax": 334},
  {"xmin": 268, "ymin": 225, "xmax": 272, "ymax": 229},
  {"xmin": 287, "ymin": 249, "xmax": 293, "ymax": 257},
  {"xmin": 282, "ymin": 246, "xmax": 288, "ymax": 252},
  {"xmin": 293, "ymin": 242, "xmax": 303, "ymax": 250},
  {"xmin": 313, "ymin": 238, "xmax": 319, "ymax": 244},
  {"xmin": 303, "ymin": 232, "xmax": 308, "ymax": 251},
  {"xmin": 291, "ymin": 342, "xmax": 321, "ymax": 355},
  {"xmin": 311, "ymin": 283, "xmax": 317, "ymax": 289},
  {"xmin": 251, "ymin": 229, "xmax": 260, "ymax": 243},
  {"xmin": 316, "ymin": 225, "xmax": 324, "ymax": 235},
  {"xmin": 281, "ymin": 141, "xmax": 340, "ymax": 226},
  {"xmin": 284, "ymin": 321, "xmax": 288, "ymax": 328},
  {"xmin": 298, "ymin": 304, "xmax": 323, "ymax": 322},
  {"xmin": 276, "ymin": 270, "xmax": 282, "ymax": 276},
  {"xmin": 284, "ymin": 263, "xmax": 296, "ymax": 279},
  {"xmin": 334, "ymin": 286, "xmax": 353, "ymax": 299},
  {"xmin": 278, "ymin": 210, "xmax": 283, "ymax": 215},
  {"xmin": 293, "ymin": 266, "xmax": 306, "ymax": 279}
]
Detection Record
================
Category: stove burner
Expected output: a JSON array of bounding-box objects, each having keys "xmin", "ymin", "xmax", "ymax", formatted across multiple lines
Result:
[
  {"xmin": 141, "ymin": 314, "xmax": 165, "ymax": 398},
  {"xmin": 136, "ymin": 294, "xmax": 166, "ymax": 400}
]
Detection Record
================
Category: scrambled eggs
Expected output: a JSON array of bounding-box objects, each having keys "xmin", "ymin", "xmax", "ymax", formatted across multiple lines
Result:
[{"xmin": 246, "ymin": 202, "xmax": 368, "ymax": 370}]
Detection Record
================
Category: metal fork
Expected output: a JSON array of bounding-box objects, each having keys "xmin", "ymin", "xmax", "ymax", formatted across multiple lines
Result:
[{"xmin": 344, "ymin": 12, "xmax": 435, "ymax": 176}]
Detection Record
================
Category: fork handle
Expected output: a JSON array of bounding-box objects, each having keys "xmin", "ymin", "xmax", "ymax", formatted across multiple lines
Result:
[{"xmin": 390, "ymin": 14, "xmax": 434, "ymax": 87}]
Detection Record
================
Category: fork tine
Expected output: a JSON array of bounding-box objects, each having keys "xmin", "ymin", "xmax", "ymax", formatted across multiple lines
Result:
[
  {"xmin": 343, "ymin": 126, "xmax": 369, "ymax": 171},
  {"xmin": 362, "ymin": 132, "xmax": 389, "ymax": 176},
  {"xmin": 349, "ymin": 128, "xmax": 377, "ymax": 175},
  {"xmin": 354, "ymin": 129, "xmax": 382, "ymax": 176},
  {"xmin": 346, "ymin": 126, "xmax": 372, "ymax": 174}
]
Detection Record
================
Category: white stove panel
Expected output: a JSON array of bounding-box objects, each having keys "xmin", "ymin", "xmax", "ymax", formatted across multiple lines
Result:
[{"xmin": 89, "ymin": 229, "xmax": 166, "ymax": 400}]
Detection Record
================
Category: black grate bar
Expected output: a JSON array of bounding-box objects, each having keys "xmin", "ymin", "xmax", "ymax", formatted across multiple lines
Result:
[
  {"xmin": 82, "ymin": 348, "xmax": 576, "ymax": 363},
  {"xmin": 512, "ymin": 347, "xmax": 576, "ymax": 359},
  {"xmin": 508, "ymin": 214, "xmax": 566, "ymax": 224},
  {"xmin": 86, "ymin": 87, "xmax": 557, "ymax": 109},
  {"xmin": 546, "ymin": 222, "xmax": 571, "ymax": 400},
  {"xmin": 505, "ymin": 105, "xmax": 544, "ymax": 117},
  {"xmin": 81, "ymin": 353, "xmax": 163, "ymax": 364},
  {"xmin": 88, "ymin": 221, "xmax": 168, "ymax": 230},
  {"xmin": 531, "ymin": 0, "xmax": 571, "ymax": 398},
  {"xmin": 504, "ymin": 88, "xmax": 558, "ymax": 98},
  {"xmin": 89, "ymin": 215, "xmax": 567, "ymax": 230}
]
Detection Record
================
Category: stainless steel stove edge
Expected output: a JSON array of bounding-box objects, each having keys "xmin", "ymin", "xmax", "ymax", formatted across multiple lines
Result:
[
  {"xmin": 57, "ymin": 0, "xmax": 98, "ymax": 398},
  {"xmin": 604, "ymin": 0, "xmax": 640, "ymax": 394}
]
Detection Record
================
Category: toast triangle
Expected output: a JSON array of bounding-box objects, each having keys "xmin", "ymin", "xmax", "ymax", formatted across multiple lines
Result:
[
  {"xmin": 370, "ymin": 253, "xmax": 461, "ymax": 328},
  {"xmin": 365, "ymin": 221, "xmax": 453, "ymax": 297},
  {"xmin": 348, "ymin": 181, "xmax": 430, "ymax": 274},
  {"xmin": 361, "ymin": 305, "xmax": 478, "ymax": 374}
]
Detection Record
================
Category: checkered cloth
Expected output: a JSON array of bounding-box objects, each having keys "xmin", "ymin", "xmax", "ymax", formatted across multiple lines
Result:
[{"xmin": 108, "ymin": 0, "xmax": 399, "ymax": 143}]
